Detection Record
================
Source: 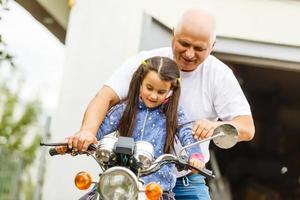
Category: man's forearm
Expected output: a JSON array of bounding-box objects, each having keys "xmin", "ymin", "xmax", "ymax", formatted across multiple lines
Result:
[
  {"xmin": 230, "ymin": 115, "xmax": 255, "ymax": 142},
  {"xmin": 80, "ymin": 97, "xmax": 110, "ymax": 136}
]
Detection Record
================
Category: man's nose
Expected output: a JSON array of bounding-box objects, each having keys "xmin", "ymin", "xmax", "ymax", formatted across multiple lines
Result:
[{"xmin": 185, "ymin": 47, "xmax": 195, "ymax": 59}]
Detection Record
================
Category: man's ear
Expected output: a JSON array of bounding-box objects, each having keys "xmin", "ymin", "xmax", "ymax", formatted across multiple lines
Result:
[
  {"xmin": 212, "ymin": 41, "xmax": 216, "ymax": 48},
  {"xmin": 172, "ymin": 27, "xmax": 175, "ymax": 36}
]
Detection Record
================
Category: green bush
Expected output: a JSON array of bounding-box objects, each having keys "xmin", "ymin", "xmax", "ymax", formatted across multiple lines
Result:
[{"xmin": 0, "ymin": 2, "xmax": 42, "ymax": 199}]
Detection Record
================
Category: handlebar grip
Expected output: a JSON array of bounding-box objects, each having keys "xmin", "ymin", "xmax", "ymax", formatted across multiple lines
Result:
[
  {"xmin": 49, "ymin": 148, "xmax": 60, "ymax": 156},
  {"xmin": 43, "ymin": 143, "xmax": 96, "ymax": 157},
  {"xmin": 200, "ymin": 168, "xmax": 215, "ymax": 178},
  {"xmin": 189, "ymin": 165, "xmax": 215, "ymax": 179},
  {"xmin": 48, "ymin": 145, "xmax": 96, "ymax": 156},
  {"xmin": 176, "ymin": 155, "xmax": 215, "ymax": 179},
  {"xmin": 87, "ymin": 144, "xmax": 97, "ymax": 151}
]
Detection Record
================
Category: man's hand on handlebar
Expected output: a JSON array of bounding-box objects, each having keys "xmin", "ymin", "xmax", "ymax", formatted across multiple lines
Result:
[
  {"xmin": 67, "ymin": 130, "xmax": 97, "ymax": 151},
  {"xmin": 55, "ymin": 138, "xmax": 68, "ymax": 154},
  {"xmin": 54, "ymin": 130, "xmax": 97, "ymax": 154},
  {"xmin": 192, "ymin": 119, "xmax": 223, "ymax": 140}
]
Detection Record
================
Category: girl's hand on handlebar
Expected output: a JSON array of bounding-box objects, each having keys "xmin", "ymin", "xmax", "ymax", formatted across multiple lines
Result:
[
  {"xmin": 189, "ymin": 153, "xmax": 205, "ymax": 173},
  {"xmin": 189, "ymin": 158, "xmax": 205, "ymax": 173},
  {"xmin": 67, "ymin": 130, "xmax": 97, "ymax": 151}
]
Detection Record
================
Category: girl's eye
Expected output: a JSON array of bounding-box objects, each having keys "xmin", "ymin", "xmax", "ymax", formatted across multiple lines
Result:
[{"xmin": 158, "ymin": 91, "xmax": 167, "ymax": 95}]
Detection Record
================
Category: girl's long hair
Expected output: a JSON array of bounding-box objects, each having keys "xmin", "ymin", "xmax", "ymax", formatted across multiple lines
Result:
[{"xmin": 118, "ymin": 56, "xmax": 181, "ymax": 153}]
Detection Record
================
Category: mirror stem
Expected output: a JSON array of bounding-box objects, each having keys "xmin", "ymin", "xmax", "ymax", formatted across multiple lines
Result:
[{"xmin": 179, "ymin": 132, "xmax": 225, "ymax": 155}]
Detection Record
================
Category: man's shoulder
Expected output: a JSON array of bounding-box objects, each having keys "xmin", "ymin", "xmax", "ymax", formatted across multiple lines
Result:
[
  {"xmin": 139, "ymin": 47, "xmax": 172, "ymax": 59},
  {"xmin": 204, "ymin": 55, "xmax": 231, "ymax": 73},
  {"xmin": 206, "ymin": 55, "xmax": 227, "ymax": 67},
  {"xmin": 123, "ymin": 47, "xmax": 172, "ymax": 67}
]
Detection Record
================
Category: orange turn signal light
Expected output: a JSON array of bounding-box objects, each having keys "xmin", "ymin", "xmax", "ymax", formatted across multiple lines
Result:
[
  {"xmin": 74, "ymin": 171, "xmax": 92, "ymax": 190},
  {"xmin": 145, "ymin": 182, "xmax": 163, "ymax": 200}
]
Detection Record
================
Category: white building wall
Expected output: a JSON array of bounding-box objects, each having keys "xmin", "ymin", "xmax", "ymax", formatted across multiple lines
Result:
[
  {"xmin": 144, "ymin": 0, "xmax": 300, "ymax": 46},
  {"xmin": 42, "ymin": 0, "xmax": 144, "ymax": 199},
  {"xmin": 37, "ymin": 0, "xmax": 70, "ymax": 28}
]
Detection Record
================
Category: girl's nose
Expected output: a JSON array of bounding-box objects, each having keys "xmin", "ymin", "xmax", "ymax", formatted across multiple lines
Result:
[{"xmin": 150, "ymin": 93, "xmax": 158, "ymax": 100}]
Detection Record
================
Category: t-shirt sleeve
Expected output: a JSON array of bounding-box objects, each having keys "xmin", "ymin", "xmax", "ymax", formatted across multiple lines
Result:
[
  {"xmin": 213, "ymin": 65, "xmax": 252, "ymax": 121},
  {"xmin": 104, "ymin": 53, "xmax": 144, "ymax": 100}
]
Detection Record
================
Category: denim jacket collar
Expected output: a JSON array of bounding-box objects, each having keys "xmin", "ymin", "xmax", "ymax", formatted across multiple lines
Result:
[{"xmin": 137, "ymin": 98, "xmax": 164, "ymax": 112}]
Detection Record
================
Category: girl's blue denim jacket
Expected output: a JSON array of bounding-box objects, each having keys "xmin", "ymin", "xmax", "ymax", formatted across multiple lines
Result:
[{"xmin": 97, "ymin": 100, "xmax": 202, "ymax": 191}]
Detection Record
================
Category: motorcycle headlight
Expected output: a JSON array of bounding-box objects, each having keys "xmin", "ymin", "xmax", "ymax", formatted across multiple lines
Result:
[
  {"xmin": 96, "ymin": 134, "xmax": 118, "ymax": 165},
  {"xmin": 98, "ymin": 167, "xmax": 139, "ymax": 200},
  {"xmin": 134, "ymin": 141, "xmax": 154, "ymax": 169}
]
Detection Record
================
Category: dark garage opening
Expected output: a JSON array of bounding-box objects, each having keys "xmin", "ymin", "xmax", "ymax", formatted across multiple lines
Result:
[{"xmin": 210, "ymin": 63, "xmax": 300, "ymax": 200}]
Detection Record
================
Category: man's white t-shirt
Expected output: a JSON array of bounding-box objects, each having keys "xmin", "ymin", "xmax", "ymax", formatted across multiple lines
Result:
[{"xmin": 106, "ymin": 47, "xmax": 251, "ymax": 165}]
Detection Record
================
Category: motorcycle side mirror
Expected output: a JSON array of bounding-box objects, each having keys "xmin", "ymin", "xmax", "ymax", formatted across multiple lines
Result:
[
  {"xmin": 179, "ymin": 123, "xmax": 239, "ymax": 155},
  {"xmin": 212, "ymin": 124, "xmax": 238, "ymax": 149}
]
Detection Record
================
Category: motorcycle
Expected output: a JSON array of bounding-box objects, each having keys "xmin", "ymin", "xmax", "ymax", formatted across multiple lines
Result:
[{"xmin": 40, "ymin": 123, "xmax": 238, "ymax": 200}]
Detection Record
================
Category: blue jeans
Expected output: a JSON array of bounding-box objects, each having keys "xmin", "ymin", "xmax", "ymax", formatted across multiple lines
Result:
[{"xmin": 173, "ymin": 174, "xmax": 211, "ymax": 200}]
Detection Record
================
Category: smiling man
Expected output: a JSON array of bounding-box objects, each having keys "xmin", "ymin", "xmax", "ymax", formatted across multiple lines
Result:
[
  {"xmin": 66, "ymin": 8, "xmax": 255, "ymax": 200},
  {"xmin": 172, "ymin": 9, "xmax": 216, "ymax": 72}
]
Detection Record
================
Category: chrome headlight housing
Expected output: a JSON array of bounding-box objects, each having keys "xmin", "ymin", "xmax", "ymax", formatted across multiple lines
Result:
[
  {"xmin": 98, "ymin": 166, "xmax": 139, "ymax": 200},
  {"xmin": 134, "ymin": 141, "xmax": 154, "ymax": 169},
  {"xmin": 96, "ymin": 135, "xmax": 118, "ymax": 165}
]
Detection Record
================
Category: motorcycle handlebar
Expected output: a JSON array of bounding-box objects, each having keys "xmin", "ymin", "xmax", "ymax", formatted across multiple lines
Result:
[
  {"xmin": 141, "ymin": 154, "xmax": 215, "ymax": 179},
  {"xmin": 40, "ymin": 142, "xmax": 97, "ymax": 156},
  {"xmin": 49, "ymin": 147, "xmax": 65, "ymax": 156},
  {"xmin": 41, "ymin": 142, "xmax": 215, "ymax": 178},
  {"xmin": 188, "ymin": 164, "xmax": 215, "ymax": 178},
  {"xmin": 177, "ymin": 155, "xmax": 215, "ymax": 179}
]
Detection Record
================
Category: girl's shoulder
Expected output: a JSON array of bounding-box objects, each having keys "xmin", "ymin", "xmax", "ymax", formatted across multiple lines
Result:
[
  {"xmin": 107, "ymin": 102, "xmax": 126, "ymax": 115},
  {"xmin": 177, "ymin": 106, "xmax": 191, "ymax": 125},
  {"xmin": 177, "ymin": 106, "xmax": 185, "ymax": 116}
]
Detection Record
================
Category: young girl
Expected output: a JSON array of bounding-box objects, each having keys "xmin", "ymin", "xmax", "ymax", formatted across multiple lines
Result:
[{"xmin": 96, "ymin": 56, "xmax": 205, "ymax": 199}]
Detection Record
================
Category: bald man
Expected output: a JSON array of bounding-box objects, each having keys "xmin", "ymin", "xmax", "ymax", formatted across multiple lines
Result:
[{"xmin": 68, "ymin": 8, "xmax": 255, "ymax": 200}]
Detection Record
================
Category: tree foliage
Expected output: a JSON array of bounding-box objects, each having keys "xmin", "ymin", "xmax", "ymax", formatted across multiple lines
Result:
[
  {"xmin": 0, "ymin": 82, "xmax": 42, "ymax": 166},
  {"xmin": 0, "ymin": 1, "xmax": 42, "ymax": 199}
]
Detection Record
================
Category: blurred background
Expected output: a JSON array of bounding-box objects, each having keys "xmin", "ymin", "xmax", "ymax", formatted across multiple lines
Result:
[{"xmin": 0, "ymin": 0, "xmax": 299, "ymax": 199}]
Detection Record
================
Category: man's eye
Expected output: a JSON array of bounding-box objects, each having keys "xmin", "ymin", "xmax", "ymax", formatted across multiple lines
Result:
[
  {"xmin": 194, "ymin": 47, "xmax": 206, "ymax": 52},
  {"xmin": 179, "ymin": 41, "xmax": 189, "ymax": 47}
]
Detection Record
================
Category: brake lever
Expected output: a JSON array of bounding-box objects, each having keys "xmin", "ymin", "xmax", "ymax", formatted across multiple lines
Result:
[
  {"xmin": 177, "ymin": 155, "xmax": 215, "ymax": 179},
  {"xmin": 140, "ymin": 154, "xmax": 178, "ymax": 176},
  {"xmin": 140, "ymin": 154, "xmax": 215, "ymax": 178},
  {"xmin": 40, "ymin": 142, "xmax": 68, "ymax": 147},
  {"xmin": 140, "ymin": 160, "xmax": 178, "ymax": 177}
]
